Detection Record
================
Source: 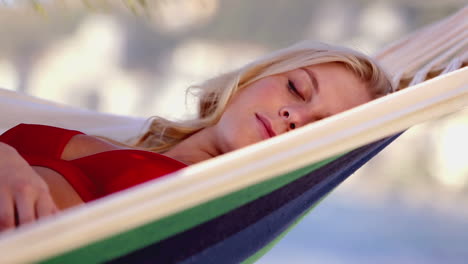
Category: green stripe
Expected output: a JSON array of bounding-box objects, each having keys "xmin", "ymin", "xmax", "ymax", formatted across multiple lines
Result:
[
  {"xmin": 242, "ymin": 193, "xmax": 333, "ymax": 264},
  {"xmin": 41, "ymin": 155, "xmax": 341, "ymax": 264}
]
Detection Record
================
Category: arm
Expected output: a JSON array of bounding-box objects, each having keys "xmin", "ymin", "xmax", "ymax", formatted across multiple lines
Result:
[
  {"xmin": 0, "ymin": 124, "xmax": 128, "ymax": 231},
  {"xmin": 0, "ymin": 133, "xmax": 120, "ymax": 231},
  {"xmin": 0, "ymin": 142, "xmax": 58, "ymax": 231}
]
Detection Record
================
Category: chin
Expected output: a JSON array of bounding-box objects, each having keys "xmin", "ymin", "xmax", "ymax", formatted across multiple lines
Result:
[{"xmin": 223, "ymin": 140, "xmax": 248, "ymax": 153}]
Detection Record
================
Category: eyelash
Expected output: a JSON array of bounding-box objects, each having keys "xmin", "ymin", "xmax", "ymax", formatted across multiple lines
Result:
[{"xmin": 288, "ymin": 80, "xmax": 304, "ymax": 100}]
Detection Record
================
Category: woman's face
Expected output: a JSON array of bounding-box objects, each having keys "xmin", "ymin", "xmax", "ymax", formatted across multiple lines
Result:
[{"xmin": 211, "ymin": 62, "xmax": 373, "ymax": 153}]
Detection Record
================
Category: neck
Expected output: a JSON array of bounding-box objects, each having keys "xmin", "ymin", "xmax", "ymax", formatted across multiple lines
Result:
[{"xmin": 163, "ymin": 127, "xmax": 223, "ymax": 165}]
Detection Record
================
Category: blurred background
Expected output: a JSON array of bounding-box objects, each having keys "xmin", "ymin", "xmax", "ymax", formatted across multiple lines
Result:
[{"xmin": 0, "ymin": 1, "xmax": 467, "ymax": 263}]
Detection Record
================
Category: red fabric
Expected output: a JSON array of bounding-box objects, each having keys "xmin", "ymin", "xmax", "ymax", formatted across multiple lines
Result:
[{"xmin": 0, "ymin": 124, "xmax": 187, "ymax": 202}]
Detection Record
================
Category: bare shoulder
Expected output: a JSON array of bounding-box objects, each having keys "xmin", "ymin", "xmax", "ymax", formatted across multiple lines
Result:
[{"xmin": 61, "ymin": 135, "xmax": 130, "ymax": 160}]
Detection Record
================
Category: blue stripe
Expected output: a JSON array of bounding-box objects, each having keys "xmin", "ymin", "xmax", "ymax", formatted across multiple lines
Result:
[{"xmin": 110, "ymin": 134, "xmax": 401, "ymax": 264}]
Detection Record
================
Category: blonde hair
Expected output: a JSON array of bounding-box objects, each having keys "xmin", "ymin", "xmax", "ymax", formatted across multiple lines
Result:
[{"xmin": 135, "ymin": 41, "xmax": 394, "ymax": 152}]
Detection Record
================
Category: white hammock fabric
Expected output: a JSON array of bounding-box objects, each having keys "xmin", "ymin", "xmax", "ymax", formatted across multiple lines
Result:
[
  {"xmin": 0, "ymin": 88, "xmax": 145, "ymax": 140},
  {"xmin": 0, "ymin": 6, "xmax": 466, "ymax": 264}
]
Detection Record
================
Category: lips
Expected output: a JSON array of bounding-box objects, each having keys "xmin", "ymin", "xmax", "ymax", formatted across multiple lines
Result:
[{"xmin": 255, "ymin": 113, "xmax": 276, "ymax": 138}]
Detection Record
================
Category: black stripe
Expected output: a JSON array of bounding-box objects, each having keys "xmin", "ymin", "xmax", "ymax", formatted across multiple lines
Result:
[{"xmin": 110, "ymin": 134, "xmax": 401, "ymax": 264}]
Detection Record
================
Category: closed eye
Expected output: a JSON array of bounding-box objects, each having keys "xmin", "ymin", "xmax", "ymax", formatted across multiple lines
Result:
[{"xmin": 288, "ymin": 80, "xmax": 305, "ymax": 101}]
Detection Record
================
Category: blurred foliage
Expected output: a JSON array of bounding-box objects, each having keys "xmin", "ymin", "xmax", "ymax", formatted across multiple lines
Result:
[{"xmin": 3, "ymin": 0, "xmax": 157, "ymax": 17}]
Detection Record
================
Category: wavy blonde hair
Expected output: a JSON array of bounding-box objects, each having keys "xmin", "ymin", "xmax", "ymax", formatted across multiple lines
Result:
[{"xmin": 134, "ymin": 41, "xmax": 394, "ymax": 152}]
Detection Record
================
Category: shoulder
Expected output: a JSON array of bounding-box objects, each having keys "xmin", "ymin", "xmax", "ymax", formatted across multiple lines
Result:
[{"xmin": 61, "ymin": 135, "xmax": 128, "ymax": 160}]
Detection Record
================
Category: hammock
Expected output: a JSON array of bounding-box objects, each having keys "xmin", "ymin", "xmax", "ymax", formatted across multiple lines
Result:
[{"xmin": 0, "ymin": 7, "xmax": 466, "ymax": 264}]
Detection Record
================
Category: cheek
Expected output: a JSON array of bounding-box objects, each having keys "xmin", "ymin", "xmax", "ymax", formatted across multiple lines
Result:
[
  {"xmin": 232, "ymin": 82, "xmax": 274, "ymax": 107},
  {"xmin": 253, "ymin": 79, "xmax": 281, "ymax": 98},
  {"xmin": 215, "ymin": 78, "xmax": 283, "ymax": 151},
  {"xmin": 217, "ymin": 108, "xmax": 260, "ymax": 151}
]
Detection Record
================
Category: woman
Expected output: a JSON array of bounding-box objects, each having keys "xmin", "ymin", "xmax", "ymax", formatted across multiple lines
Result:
[{"xmin": 0, "ymin": 41, "xmax": 393, "ymax": 231}]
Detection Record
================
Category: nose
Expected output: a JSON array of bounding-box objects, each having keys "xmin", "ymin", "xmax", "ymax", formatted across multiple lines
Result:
[
  {"xmin": 280, "ymin": 108, "xmax": 296, "ymax": 130},
  {"xmin": 280, "ymin": 106, "xmax": 319, "ymax": 131}
]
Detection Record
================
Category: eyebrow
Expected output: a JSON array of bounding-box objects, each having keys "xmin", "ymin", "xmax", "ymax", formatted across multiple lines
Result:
[{"xmin": 303, "ymin": 68, "xmax": 320, "ymax": 96}]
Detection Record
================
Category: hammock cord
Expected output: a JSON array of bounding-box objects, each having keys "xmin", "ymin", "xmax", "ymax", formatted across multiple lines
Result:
[{"xmin": 375, "ymin": 6, "xmax": 467, "ymax": 89}]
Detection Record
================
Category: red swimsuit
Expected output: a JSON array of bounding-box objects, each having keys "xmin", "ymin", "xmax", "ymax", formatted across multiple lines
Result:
[{"xmin": 0, "ymin": 124, "xmax": 187, "ymax": 202}]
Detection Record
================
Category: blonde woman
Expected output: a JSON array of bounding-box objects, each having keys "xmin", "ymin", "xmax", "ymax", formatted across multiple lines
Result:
[{"xmin": 0, "ymin": 41, "xmax": 393, "ymax": 231}]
